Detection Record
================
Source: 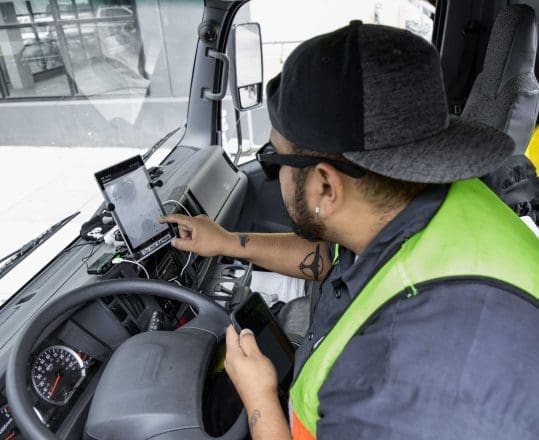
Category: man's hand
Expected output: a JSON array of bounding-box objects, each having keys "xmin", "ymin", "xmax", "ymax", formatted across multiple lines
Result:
[
  {"xmin": 159, "ymin": 214, "xmax": 234, "ymax": 256},
  {"xmin": 224, "ymin": 325, "xmax": 278, "ymax": 408},
  {"xmin": 225, "ymin": 325, "xmax": 291, "ymax": 439}
]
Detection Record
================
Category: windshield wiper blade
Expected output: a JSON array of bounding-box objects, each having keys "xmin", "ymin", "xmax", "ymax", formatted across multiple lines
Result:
[
  {"xmin": 142, "ymin": 124, "xmax": 185, "ymax": 162},
  {"xmin": 0, "ymin": 211, "xmax": 80, "ymax": 279}
]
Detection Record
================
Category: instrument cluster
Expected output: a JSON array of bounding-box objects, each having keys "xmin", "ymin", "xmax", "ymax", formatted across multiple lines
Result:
[{"xmin": 28, "ymin": 342, "xmax": 100, "ymax": 434}]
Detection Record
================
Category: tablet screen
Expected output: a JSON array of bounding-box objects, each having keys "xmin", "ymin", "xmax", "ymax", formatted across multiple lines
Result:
[{"xmin": 95, "ymin": 156, "xmax": 173, "ymax": 260}]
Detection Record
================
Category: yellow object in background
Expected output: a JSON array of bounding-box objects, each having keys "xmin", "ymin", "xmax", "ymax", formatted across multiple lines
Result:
[{"xmin": 526, "ymin": 126, "xmax": 539, "ymax": 172}]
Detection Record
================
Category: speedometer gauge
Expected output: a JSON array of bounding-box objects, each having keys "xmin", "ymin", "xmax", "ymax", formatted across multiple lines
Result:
[{"xmin": 31, "ymin": 345, "xmax": 86, "ymax": 406}]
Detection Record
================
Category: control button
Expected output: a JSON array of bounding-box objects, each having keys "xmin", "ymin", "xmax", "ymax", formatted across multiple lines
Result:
[{"xmin": 148, "ymin": 310, "xmax": 165, "ymax": 332}]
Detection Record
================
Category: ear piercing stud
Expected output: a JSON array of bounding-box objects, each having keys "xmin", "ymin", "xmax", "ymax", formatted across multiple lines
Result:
[{"xmin": 315, "ymin": 206, "xmax": 320, "ymax": 214}]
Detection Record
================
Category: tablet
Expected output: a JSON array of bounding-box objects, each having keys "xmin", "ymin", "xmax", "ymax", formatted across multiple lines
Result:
[
  {"xmin": 95, "ymin": 155, "xmax": 174, "ymax": 262},
  {"xmin": 230, "ymin": 292, "xmax": 295, "ymax": 389}
]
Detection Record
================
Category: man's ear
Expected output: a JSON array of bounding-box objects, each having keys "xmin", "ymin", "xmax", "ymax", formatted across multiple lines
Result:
[{"xmin": 310, "ymin": 163, "xmax": 345, "ymax": 217}]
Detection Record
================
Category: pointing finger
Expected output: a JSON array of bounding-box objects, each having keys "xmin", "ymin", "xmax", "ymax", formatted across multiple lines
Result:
[{"xmin": 159, "ymin": 214, "xmax": 193, "ymax": 226}]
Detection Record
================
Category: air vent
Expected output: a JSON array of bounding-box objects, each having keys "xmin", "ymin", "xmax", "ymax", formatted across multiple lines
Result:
[{"xmin": 110, "ymin": 303, "xmax": 127, "ymax": 321}]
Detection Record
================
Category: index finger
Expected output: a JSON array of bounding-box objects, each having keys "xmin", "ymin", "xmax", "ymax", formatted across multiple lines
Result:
[{"xmin": 159, "ymin": 214, "xmax": 193, "ymax": 226}]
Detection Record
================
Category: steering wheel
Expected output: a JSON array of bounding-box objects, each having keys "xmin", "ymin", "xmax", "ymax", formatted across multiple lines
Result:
[{"xmin": 6, "ymin": 279, "xmax": 248, "ymax": 440}]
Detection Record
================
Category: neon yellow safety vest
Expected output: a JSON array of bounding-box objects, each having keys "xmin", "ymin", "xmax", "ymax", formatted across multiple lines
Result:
[{"xmin": 290, "ymin": 178, "xmax": 539, "ymax": 440}]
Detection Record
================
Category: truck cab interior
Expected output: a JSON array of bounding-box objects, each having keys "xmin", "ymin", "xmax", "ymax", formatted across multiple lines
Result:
[{"xmin": 0, "ymin": 0, "xmax": 537, "ymax": 439}]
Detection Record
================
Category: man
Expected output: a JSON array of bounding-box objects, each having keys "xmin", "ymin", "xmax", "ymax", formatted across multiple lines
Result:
[{"xmin": 161, "ymin": 22, "xmax": 539, "ymax": 439}]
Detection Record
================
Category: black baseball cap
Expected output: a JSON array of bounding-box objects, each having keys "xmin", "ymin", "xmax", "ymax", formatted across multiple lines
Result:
[{"xmin": 266, "ymin": 21, "xmax": 514, "ymax": 183}]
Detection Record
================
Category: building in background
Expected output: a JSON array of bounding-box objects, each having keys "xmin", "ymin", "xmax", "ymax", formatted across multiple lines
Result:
[{"xmin": 0, "ymin": 0, "xmax": 203, "ymax": 148}]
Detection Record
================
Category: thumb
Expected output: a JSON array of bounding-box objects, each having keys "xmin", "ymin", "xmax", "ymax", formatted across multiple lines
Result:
[{"xmin": 239, "ymin": 329, "xmax": 261, "ymax": 357}]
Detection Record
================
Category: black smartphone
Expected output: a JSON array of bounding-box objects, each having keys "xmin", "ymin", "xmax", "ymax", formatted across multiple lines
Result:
[{"xmin": 230, "ymin": 292, "xmax": 295, "ymax": 390}]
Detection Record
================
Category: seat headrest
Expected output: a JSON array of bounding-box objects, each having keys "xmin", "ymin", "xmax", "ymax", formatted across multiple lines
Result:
[{"xmin": 482, "ymin": 4, "xmax": 537, "ymax": 98}]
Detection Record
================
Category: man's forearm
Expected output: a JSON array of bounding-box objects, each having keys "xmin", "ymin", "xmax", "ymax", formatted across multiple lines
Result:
[
  {"xmin": 245, "ymin": 395, "xmax": 291, "ymax": 440},
  {"xmin": 223, "ymin": 232, "xmax": 331, "ymax": 281}
]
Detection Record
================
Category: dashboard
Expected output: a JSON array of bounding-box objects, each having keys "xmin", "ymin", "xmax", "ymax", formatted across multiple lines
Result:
[
  {"xmin": 0, "ymin": 389, "xmax": 16, "ymax": 440},
  {"xmin": 0, "ymin": 146, "xmax": 250, "ymax": 439},
  {"xmin": 0, "ymin": 336, "xmax": 101, "ymax": 439}
]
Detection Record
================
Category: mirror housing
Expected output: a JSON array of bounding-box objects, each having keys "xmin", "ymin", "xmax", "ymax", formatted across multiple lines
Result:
[{"xmin": 229, "ymin": 22, "xmax": 263, "ymax": 111}]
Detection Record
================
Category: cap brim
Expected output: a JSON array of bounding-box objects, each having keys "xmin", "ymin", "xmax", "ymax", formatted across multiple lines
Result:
[{"xmin": 343, "ymin": 116, "xmax": 515, "ymax": 183}]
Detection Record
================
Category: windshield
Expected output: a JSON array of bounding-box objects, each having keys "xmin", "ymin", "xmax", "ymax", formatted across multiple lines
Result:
[{"xmin": 0, "ymin": 0, "xmax": 203, "ymax": 303}]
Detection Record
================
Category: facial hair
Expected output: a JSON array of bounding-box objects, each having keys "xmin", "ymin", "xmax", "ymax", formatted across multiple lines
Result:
[{"xmin": 288, "ymin": 170, "xmax": 326, "ymax": 242}]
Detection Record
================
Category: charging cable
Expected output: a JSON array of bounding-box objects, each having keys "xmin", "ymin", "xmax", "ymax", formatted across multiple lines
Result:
[
  {"xmin": 173, "ymin": 280, "xmax": 197, "ymax": 316},
  {"xmin": 112, "ymin": 256, "xmax": 150, "ymax": 279},
  {"xmin": 163, "ymin": 200, "xmax": 193, "ymax": 278},
  {"xmin": 163, "ymin": 200, "xmax": 192, "ymax": 217}
]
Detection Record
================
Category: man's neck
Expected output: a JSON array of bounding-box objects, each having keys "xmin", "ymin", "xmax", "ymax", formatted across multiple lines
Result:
[{"xmin": 332, "ymin": 201, "xmax": 409, "ymax": 256}]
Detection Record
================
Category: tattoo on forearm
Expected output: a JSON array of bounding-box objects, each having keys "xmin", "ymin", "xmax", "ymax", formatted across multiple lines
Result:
[
  {"xmin": 298, "ymin": 243, "xmax": 324, "ymax": 280},
  {"xmin": 239, "ymin": 234, "xmax": 250, "ymax": 247},
  {"xmin": 249, "ymin": 409, "xmax": 261, "ymax": 433}
]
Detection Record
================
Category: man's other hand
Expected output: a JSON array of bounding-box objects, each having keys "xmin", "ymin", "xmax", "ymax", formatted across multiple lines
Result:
[
  {"xmin": 224, "ymin": 325, "xmax": 278, "ymax": 410},
  {"xmin": 159, "ymin": 214, "xmax": 233, "ymax": 256}
]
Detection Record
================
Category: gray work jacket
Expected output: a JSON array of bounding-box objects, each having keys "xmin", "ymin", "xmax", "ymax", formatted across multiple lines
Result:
[{"xmin": 294, "ymin": 185, "xmax": 539, "ymax": 439}]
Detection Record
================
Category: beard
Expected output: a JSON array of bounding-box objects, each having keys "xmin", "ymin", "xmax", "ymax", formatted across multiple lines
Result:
[{"xmin": 287, "ymin": 170, "xmax": 327, "ymax": 242}]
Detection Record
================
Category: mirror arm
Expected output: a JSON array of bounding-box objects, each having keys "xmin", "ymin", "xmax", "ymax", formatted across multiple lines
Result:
[{"xmin": 233, "ymin": 108, "xmax": 243, "ymax": 165}]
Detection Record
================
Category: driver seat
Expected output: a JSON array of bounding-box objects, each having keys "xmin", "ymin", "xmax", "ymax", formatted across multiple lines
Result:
[
  {"xmin": 461, "ymin": 4, "xmax": 539, "ymax": 225},
  {"xmin": 461, "ymin": 4, "xmax": 539, "ymax": 154}
]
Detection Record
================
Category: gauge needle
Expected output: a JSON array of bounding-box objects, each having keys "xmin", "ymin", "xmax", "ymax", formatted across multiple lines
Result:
[{"xmin": 50, "ymin": 373, "xmax": 61, "ymax": 397}]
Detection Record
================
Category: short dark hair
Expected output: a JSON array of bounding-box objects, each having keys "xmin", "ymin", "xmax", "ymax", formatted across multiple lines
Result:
[{"xmin": 290, "ymin": 143, "xmax": 427, "ymax": 212}]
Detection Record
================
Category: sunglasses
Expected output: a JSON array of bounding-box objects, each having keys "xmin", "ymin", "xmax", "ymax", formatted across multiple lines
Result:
[{"xmin": 255, "ymin": 141, "xmax": 366, "ymax": 180}]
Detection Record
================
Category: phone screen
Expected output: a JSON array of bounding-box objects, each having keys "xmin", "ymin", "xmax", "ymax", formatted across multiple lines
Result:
[{"xmin": 231, "ymin": 292, "xmax": 294, "ymax": 389}]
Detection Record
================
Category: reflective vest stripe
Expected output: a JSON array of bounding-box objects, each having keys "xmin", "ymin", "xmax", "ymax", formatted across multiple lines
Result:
[
  {"xmin": 291, "ymin": 411, "xmax": 315, "ymax": 440},
  {"xmin": 331, "ymin": 243, "xmax": 339, "ymax": 265},
  {"xmin": 290, "ymin": 179, "xmax": 539, "ymax": 438}
]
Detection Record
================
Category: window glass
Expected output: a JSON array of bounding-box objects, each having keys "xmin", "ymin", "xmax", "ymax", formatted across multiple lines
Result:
[
  {"xmin": 66, "ymin": 21, "xmax": 147, "ymax": 96},
  {"xmin": 12, "ymin": 0, "xmax": 54, "ymax": 22},
  {"xmin": 0, "ymin": 24, "xmax": 70, "ymax": 97},
  {"xmin": 258, "ymin": 0, "xmax": 436, "ymax": 89},
  {"xmin": 0, "ymin": 0, "xmax": 150, "ymax": 98}
]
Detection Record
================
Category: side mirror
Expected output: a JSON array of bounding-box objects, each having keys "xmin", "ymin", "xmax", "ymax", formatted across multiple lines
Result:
[{"xmin": 229, "ymin": 22, "xmax": 263, "ymax": 111}]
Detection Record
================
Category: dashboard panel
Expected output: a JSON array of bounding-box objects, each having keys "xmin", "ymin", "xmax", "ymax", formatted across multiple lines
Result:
[
  {"xmin": 0, "ymin": 390, "xmax": 17, "ymax": 439},
  {"xmin": 29, "ymin": 342, "xmax": 100, "ymax": 434},
  {"xmin": 0, "ymin": 146, "xmax": 250, "ymax": 438}
]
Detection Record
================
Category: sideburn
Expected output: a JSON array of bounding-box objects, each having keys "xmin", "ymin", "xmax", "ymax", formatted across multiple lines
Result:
[{"xmin": 289, "ymin": 168, "xmax": 327, "ymax": 242}]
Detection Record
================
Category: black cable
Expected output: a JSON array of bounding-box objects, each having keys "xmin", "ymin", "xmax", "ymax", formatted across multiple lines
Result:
[
  {"xmin": 61, "ymin": 242, "xmax": 94, "ymax": 255},
  {"xmin": 82, "ymin": 243, "xmax": 99, "ymax": 269}
]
